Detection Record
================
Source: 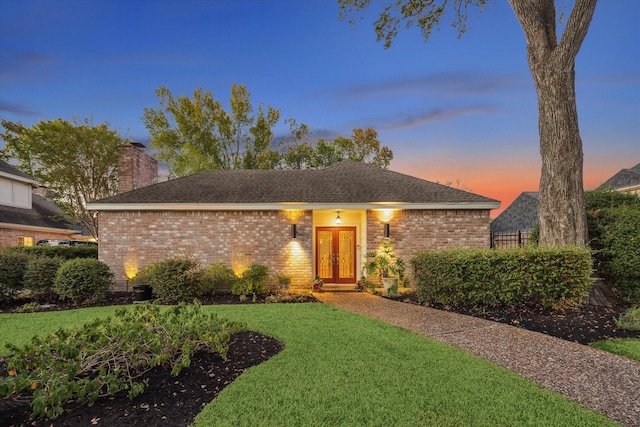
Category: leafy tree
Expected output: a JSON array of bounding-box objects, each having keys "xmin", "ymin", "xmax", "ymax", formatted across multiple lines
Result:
[
  {"xmin": 339, "ymin": 0, "xmax": 597, "ymax": 247},
  {"xmin": 281, "ymin": 122, "xmax": 393, "ymax": 169},
  {"xmin": 0, "ymin": 118, "xmax": 126, "ymax": 240},
  {"xmin": 142, "ymin": 84, "xmax": 280, "ymax": 177}
]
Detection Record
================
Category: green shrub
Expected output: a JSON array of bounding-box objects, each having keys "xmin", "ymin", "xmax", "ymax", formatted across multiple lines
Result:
[
  {"xmin": 0, "ymin": 250, "xmax": 31, "ymax": 301},
  {"xmin": 15, "ymin": 301, "xmax": 43, "ymax": 313},
  {"xmin": 200, "ymin": 263, "xmax": 237, "ymax": 295},
  {"xmin": 23, "ymin": 257, "xmax": 64, "ymax": 303},
  {"xmin": 133, "ymin": 258, "xmax": 202, "ymax": 304},
  {"xmin": 615, "ymin": 306, "xmax": 640, "ymax": 331},
  {"xmin": 0, "ymin": 302, "xmax": 244, "ymax": 420},
  {"xmin": 585, "ymin": 188, "xmax": 640, "ymax": 211},
  {"xmin": 54, "ymin": 258, "xmax": 113, "ymax": 304},
  {"xmin": 231, "ymin": 264, "xmax": 269, "ymax": 302},
  {"xmin": 587, "ymin": 204, "xmax": 640, "ymax": 303},
  {"xmin": 5, "ymin": 245, "xmax": 98, "ymax": 260},
  {"xmin": 411, "ymin": 247, "xmax": 593, "ymax": 310}
]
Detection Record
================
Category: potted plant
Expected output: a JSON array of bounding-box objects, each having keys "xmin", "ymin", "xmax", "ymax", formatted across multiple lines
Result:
[
  {"xmin": 312, "ymin": 276, "xmax": 324, "ymax": 292},
  {"xmin": 364, "ymin": 239, "xmax": 405, "ymax": 296},
  {"xmin": 355, "ymin": 276, "xmax": 367, "ymax": 292}
]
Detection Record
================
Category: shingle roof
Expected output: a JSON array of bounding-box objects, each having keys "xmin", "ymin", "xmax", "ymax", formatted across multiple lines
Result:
[
  {"xmin": 0, "ymin": 160, "xmax": 37, "ymax": 183},
  {"xmin": 599, "ymin": 163, "xmax": 640, "ymax": 190},
  {"xmin": 0, "ymin": 194, "xmax": 82, "ymax": 233},
  {"xmin": 90, "ymin": 161, "xmax": 499, "ymax": 208},
  {"xmin": 490, "ymin": 192, "xmax": 539, "ymax": 234}
]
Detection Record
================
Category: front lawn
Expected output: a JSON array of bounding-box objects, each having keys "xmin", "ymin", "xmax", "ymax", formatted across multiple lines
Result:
[
  {"xmin": 0, "ymin": 303, "xmax": 614, "ymax": 426},
  {"xmin": 590, "ymin": 338, "xmax": 640, "ymax": 362}
]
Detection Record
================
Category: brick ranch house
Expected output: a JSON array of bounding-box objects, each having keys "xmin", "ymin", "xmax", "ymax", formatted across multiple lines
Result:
[{"xmin": 88, "ymin": 144, "xmax": 500, "ymax": 291}]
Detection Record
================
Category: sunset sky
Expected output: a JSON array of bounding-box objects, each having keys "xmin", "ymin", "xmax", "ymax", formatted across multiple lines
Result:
[{"xmin": 1, "ymin": 0, "xmax": 638, "ymax": 216}]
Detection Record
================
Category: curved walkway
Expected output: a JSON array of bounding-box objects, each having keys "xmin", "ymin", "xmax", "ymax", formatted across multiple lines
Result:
[{"xmin": 314, "ymin": 291, "xmax": 640, "ymax": 427}]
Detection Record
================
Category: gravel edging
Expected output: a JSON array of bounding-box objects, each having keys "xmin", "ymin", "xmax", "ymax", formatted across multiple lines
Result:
[{"xmin": 315, "ymin": 291, "xmax": 640, "ymax": 427}]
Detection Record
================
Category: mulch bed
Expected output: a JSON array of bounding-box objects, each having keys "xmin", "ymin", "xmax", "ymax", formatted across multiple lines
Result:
[
  {"xmin": 389, "ymin": 292, "xmax": 640, "ymax": 345},
  {"xmin": 1, "ymin": 291, "xmax": 638, "ymax": 426}
]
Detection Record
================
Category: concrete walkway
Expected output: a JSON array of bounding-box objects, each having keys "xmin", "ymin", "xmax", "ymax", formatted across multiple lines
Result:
[{"xmin": 314, "ymin": 291, "xmax": 640, "ymax": 427}]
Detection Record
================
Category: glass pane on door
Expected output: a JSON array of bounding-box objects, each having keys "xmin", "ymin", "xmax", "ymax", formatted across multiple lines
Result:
[
  {"xmin": 338, "ymin": 230, "xmax": 355, "ymax": 280},
  {"xmin": 317, "ymin": 230, "xmax": 333, "ymax": 280}
]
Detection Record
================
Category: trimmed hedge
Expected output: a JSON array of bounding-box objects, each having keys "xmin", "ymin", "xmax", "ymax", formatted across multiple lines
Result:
[
  {"xmin": 23, "ymin": 257, "xmax": 64, "ymax": 303},
  {"xmin": 585, "ymin": 189, "xmax": 640, "ymax": 303},
  {"xmin": 0, "ymin": 250, "xmax": 32, "ymax": 301},
  {"xmin": 411, "ymin": 247, "xmax": 593, "ymax": 310},
  {"xmin": 4, "ymin": 245, "xmax": 98, "ymax": 260},
  {"xmin": 133, "ymin": 258, "xmax": 202, "ymax": 304},
  {"xmin": 588, "ymin": 205, "xmax": 640, "ymax": 303},
  {"xmin": 54, "ymin": 258, "xmax": 114, "ymax": 304}
]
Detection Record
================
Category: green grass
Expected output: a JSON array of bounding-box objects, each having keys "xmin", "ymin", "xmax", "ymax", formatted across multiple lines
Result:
[
  {"xmin": 0, "ymin": 306, "xmax": 124, "ymax": 354},
  {"xmin": 0, "ymin": 303, "xmax": 614, "ymax": 427},
  {"xmin": 590, "ymin": 338, "xmax": 640, "ymax": 362}
]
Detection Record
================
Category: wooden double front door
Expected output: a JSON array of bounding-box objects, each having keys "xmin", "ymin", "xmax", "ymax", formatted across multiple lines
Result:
[{"xmin": 316, "ymin": 227, "xmax": 356, "ymax": 284}]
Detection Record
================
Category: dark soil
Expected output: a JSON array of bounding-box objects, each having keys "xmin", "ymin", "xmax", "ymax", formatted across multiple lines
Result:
[
  {"xmin": 0, "ymin": 292, "xmax": 307, "ymax": 427},
  {"xmin": 389, "ymin": 292, "xmax": 640, "ymax": 345},
  {"xmin": 1, "ymin": 291, "xmax": 638, "ymax": 426}
]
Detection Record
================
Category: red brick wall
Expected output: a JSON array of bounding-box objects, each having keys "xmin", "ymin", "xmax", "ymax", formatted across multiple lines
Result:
[
  {"xmin": 0, "ymin": 228, "xmax": 76, "ymax": 247},
  {"xmin": 99, "ymin": 208, "xmax": 489, "ymax": 291},
  {"xmin": 366, "ymin": 209, "xmax": 491, "ymax": 282},
  {"xmin": 118, "ymin": 144, "xmax": 158, "ymax": 193},
  {"xmin": 99, "ymin": 210, "xmax": 313, "ymax": 291}
]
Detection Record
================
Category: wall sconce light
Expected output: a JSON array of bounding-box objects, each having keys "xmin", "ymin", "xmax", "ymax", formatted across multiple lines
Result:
[
  {"xmin": 335, "ymin": 211, "xmax": 342, "ymax": 225},
  {"xmin": 384, "ymin": 223, "xmax": 390, "ymax": 238},
  {"xmin": 291, "ymin": 224, "xmax": 297, "ymax": 238}
]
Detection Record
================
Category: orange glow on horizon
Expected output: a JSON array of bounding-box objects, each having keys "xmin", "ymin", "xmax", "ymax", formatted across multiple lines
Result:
[{"xmin": 394, "ymin": 156, "xmax": 632, "ymax": 218}]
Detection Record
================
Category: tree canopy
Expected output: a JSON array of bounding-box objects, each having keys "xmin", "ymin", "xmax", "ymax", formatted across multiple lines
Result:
[
  {"xmin": 142, "ymin": 84, "xmax": 281, "ymax": 177},
  {"xmin": 0, "ymin": 118, "xmax": 126, "ymax": 240},
  {"xmin": 143, "ymin": 85, "xmax": 393, "ymax": 177},
  {"xmin": 339, "ymin": 0, "xmax": 597, "ymax": 247},
  {"xmin": 280, "ymin": 120, "xmax": 393, "ymax": 169}
]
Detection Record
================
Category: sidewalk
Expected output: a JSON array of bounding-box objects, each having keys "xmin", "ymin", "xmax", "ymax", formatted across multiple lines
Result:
[{"xmin": 314, "ymin": 291, "xmax": 640, "ymax": 427}]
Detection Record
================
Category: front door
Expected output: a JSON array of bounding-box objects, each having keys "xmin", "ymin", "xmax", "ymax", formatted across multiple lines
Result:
[{"xmin": 316, "ymin": 227, "xmax": 356, "ymax": 284}]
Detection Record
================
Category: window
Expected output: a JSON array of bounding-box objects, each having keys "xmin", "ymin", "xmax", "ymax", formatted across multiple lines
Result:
[{"xmin": 18, "ymin": 236, "xmax": 34, "ymax": 247}]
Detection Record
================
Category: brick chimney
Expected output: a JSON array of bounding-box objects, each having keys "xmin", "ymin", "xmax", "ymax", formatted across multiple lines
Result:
[{"xmin": 118, "ymin": 142, "xmax": 158, "ymax": 194}]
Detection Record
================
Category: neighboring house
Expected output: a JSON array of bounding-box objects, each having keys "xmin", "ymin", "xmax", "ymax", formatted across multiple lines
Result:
[
  {"xmin": 490, "ymin": 162, "xmax": 640, "ymax": 247},
  {"xmin": 0, "ymin": 160, "xmax": 84, "ymax": 247},
  {"xmin": 598, "ymin": 162, "xmax": 640, "ymax": 195},
  {"xmin": 490, "ymin": 191, "xmax": 539, "ymax": 235},
  {"xmin": 489, "ymin": 192, "xmax": 538, "ymax": 248},
  {"xmin": 88, "ymin": 148, "xmax": 500, "ymax": 291}
]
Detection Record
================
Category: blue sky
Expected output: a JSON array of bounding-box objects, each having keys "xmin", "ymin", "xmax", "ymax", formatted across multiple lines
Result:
[{"xmin": 1, "ymin": 0, "xmax": 638, "ymax": 215}]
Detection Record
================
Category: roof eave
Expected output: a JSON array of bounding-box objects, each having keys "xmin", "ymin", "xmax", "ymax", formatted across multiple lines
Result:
[
  {"xmin": 87, "ymin": 201, "xmax": 501, "ymax": 211},
  {"xmin": 0, "ymin": 222, "xmax": 81, "ymax": 235},
  {"xmin": 0, "ymin": 171, "xmax": 38, "ymax": 185}
]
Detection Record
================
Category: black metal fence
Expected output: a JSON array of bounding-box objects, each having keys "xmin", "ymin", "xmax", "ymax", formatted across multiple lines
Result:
[{"xmin": 490, "ymin": 231, "xmax": 531, "ymax": 249}]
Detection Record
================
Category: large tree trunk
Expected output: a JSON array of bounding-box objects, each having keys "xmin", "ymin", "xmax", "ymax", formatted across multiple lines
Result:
[
  {"xmin": 509, "ymin": 0, "xmax": 596, "ymax": 247},
  {"xmin": 532, "ymin": 59, "xmax": 588, "ymax": 247}
]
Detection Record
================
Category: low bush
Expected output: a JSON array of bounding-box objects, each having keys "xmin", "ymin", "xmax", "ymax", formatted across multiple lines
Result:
[
  {"xmin": 133, "ymin": 258, "xmax": 201, "ymax": 304},
  {"xmin": 54, "ymin": 258, "xmax": 113, "ymax": 304},
  {"xmin": 231, "ymin": 264, "xmax": 269, "ymax": 302},
  {"xmin": 615, "ymin": 306, "xmax": 640, "ymax": 331},
  {"xmin": 23, "ymin": 256, "xmax": 64, "ymax": 303},
  {"xmin": 0, "ymin": 250, "xmax": 31, "ymax": 301},
  {"xmin": 199, "ymin": 263, "xmax": 237, "ymax": 295},
  {"xmin": 411, "ymin": 247, "xmax": 593, "ymax": 310},
  {"xmin": 0, "ymin": 302, "xmax": 245, "ymax": 420}
]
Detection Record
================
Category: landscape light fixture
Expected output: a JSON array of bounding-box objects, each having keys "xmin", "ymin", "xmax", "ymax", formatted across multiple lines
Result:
[
  {"xmin": 291, "ymin": 224, "xmax": 297, "ymax": 239},
  {"xmin": 384, "ymin": 223, "xmax": 390, "ymax": 238},
  {"xmin": 335, "ymin": 211, "xmax": 341, "ymax": 225}
]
